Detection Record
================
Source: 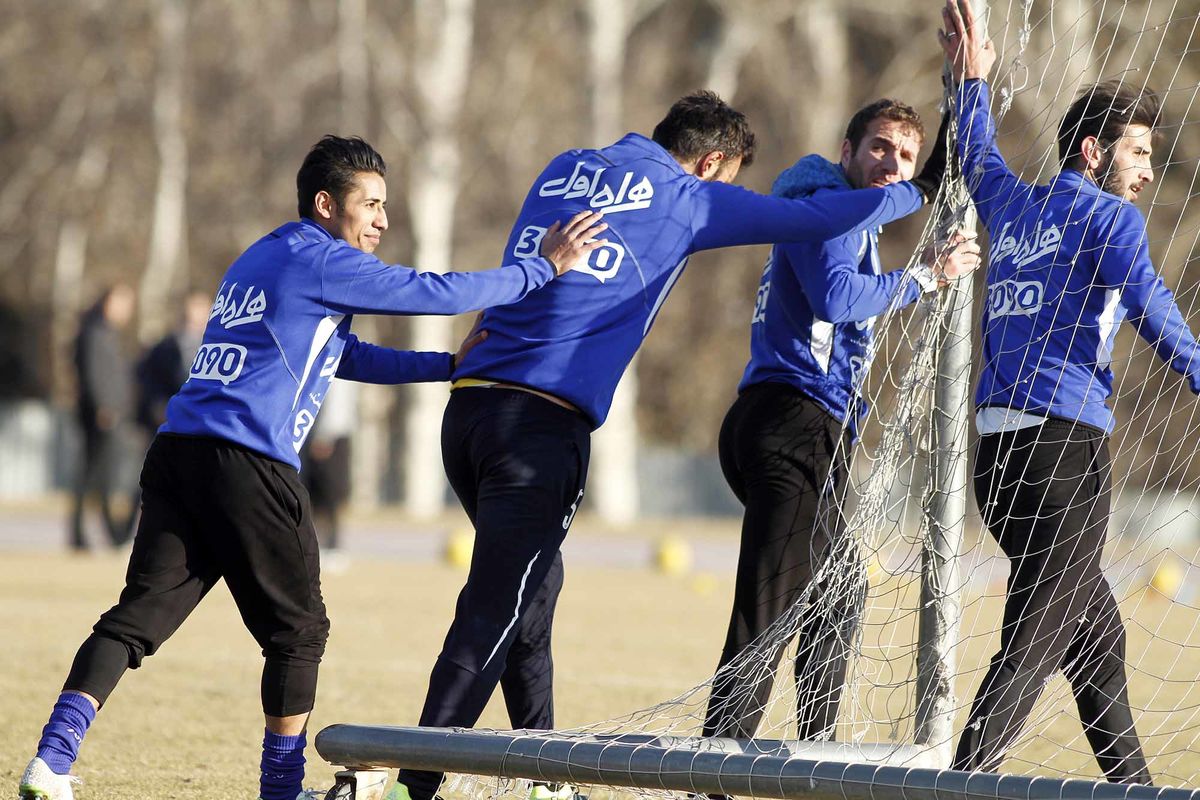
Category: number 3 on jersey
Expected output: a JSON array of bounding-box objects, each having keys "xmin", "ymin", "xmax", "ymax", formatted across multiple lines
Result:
[{"xmin": 751, "ymin": 256, "xmax": 773, "ymax": 325}]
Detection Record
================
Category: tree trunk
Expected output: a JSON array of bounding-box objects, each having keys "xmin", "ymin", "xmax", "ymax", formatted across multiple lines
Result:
[
  {"xmin": 335, "ymin": 0, "xmax": 390, "ymax": 510},
  {"xmin": 585, "ymin": 0, "xmax": 641, "ymax": 525},
  {"xmin": 402, "ymin": 0, "xmax": 476, "ymax": 517},
  {"xmin": 138, "ymin": 0, "xmax": 188, "ymax": 343}
]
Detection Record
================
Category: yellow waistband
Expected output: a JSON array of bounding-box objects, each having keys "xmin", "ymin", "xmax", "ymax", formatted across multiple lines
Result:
[{"xmin": 452, "ymin": 378, "xmax": 498, "ymax": 390}]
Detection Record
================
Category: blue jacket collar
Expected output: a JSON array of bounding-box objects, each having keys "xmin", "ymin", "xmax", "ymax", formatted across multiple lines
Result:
[
  {"xmin": 772, "ymin": 155, "xmax": 849, "ymax": 199},
  {"xmin": 297, "ymin": 217, "xmax": 335, "ymax": 241},
  {"xmin": 603, "ymin": 133, "xmax": 687, "ymax": 175}
]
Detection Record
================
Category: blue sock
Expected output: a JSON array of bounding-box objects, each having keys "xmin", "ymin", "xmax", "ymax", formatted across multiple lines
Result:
[
  {"xmin": 260, "ymin": 729, "xmax": 306, "ymax": 800},
  {"xmin": 35, "ymin": 692, "xmax": 97, "ymax": 775}
]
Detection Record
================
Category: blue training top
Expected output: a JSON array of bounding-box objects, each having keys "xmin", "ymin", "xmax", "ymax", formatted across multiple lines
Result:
[
  {"xmin": 958, "ymin": 79, "xmax": 1200, "ymax": 432},
  {"xmin": 162, "ymin": 217, "xmax": 556, "ymax": 468},
  {"xmin": 453, "ymin": 133, "xmax": 925, "ymax": 427},
  {"xmin": 738, "ymin": 155, "xmax": 922, "ymax": 434}
]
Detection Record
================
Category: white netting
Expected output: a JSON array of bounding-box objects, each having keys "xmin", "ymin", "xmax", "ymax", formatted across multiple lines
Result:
[{"xmin": 408, "ymin": 1, "xmax": 1200, "ymax": 797}]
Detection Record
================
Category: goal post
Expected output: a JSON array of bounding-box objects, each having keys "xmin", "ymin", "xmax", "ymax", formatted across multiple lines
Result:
[{"xmin": 314, "ymin": 725, "xmax": 1200, "ymax": 800}]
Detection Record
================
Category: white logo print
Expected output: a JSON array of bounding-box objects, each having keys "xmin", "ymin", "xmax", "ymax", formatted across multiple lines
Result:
[
  {"xmin": 537, "ymin": 160, "xmax": 655, "ymax": 214},
  {"xmin": 189, "ymin": 343, "xmax": 247, "ymax": 384},
  {"xmin": 751, "ymin": 257, "xmax": 772, "ymax": 325},
  {"xmin": 562, "ymin": 489, "xmax": 584, "ymax": 530},
  {"xmin": 210, "ymin": 282, "xmax": 267, "ymax": 329},
  {"xmin": 987, "ymin": 278, "xmax": 1044, "ymax": 318},
  {"xmin": 513, "ymin": 225, "xmax": 625, "ymax": 283},
  {"xmin": 990, "ymin": 220, "xmax": 1063, "ymax": 268}
]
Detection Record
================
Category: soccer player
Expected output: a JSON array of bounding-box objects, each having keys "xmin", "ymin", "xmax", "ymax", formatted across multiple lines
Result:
[
  {"xmin": 17, "ymin": 135, "xmax": 606, "ymax": 800},
  {"xmin": 392, "ymin": 90, "xmax": 947, "ymax": 800},
  {"xmin": 702, "ymin": 100, "xmax": 980, "ymax": 743},
  {"xmin": 941, "ymin": 0, "xmax": 1200, "ymax": 782}
]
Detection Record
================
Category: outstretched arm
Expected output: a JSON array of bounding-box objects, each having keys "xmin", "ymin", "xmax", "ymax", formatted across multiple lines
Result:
[
  {"xmin": 689, "ymin": 180, "xmax": 924, "ymax": 253},
  {"xmin": 336, "ymin": 334, "xmax": 454, "ymax": 385},
  {"xmin": 939, "ymin": 0, "xmax": 1024, "ymax": 226},
  {"xmin": 1099, "ymin": 206, "xmax": 1200, "ymax": 393},
  {"xmin": 794, "ymin": 230, "xmax": 981, "ymax": 322},
  {"xmin": 321, "ymin": 211, "xmax": 609, "ymax": 317},
  {"xmin": 790, "ymin": 237, "xmax": 916, "ymax": 324}
]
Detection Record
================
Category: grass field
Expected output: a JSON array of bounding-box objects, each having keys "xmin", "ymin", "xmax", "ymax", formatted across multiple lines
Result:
[
  {"xmin": 1, "ymin": 548, "xmax": 735, "ymax": 799},
  {"xmin": 5, "ymin": 537, "xmax": 1200, "ymax": 799}
]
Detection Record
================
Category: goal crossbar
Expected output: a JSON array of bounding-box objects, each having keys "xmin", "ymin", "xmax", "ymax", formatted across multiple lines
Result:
[{"xmin": 314, "ymin": 725, "xmax": 1200, "ymax": 800}]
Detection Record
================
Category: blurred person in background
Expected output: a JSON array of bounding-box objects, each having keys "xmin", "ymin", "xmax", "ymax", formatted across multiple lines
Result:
[
  {"xmin": 135, "ymin": 290, "xmax": 211, "ymax": 434},
  {"xmin": 70, "ymin": 281, "xmax": 138, "ymax": 551},
  {"xmin": 300, "ymin": 377, "xmax": 357, "ymax": 567}
]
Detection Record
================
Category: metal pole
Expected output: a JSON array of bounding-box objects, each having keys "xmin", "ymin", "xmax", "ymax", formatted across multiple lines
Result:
[
  {"xmin": 315, "ymin": 725, "xmax": 1200, "ymax": 800},
  {"xmin": 914, "ymin": 0, "xmax": 987, "ymax": 763}
]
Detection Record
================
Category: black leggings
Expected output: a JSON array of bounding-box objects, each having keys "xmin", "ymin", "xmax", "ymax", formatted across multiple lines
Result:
[
  {"xmin": 704, "ymin": 382, "xmax": 861, "ymax": 741},
  {"xmin": 954, "ymin": 420, "xmax": 1150, "ymax": 783},
  {"xmin": 399, "ymin": 388, "xmax": 589, "ymax": 800},
  {"xmin": 64, "ymin": 434, "xmax": 329, "ymax": 718}
]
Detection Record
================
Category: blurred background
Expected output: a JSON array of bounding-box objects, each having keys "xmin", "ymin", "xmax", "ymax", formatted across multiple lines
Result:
[{"xmin": 0, "ymin": 0, "xmax": 1197, "ymax": 539}]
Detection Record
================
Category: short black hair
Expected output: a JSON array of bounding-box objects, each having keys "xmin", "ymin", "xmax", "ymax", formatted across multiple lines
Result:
[
  {"xmin": 651, "ymin": 90, "xmax": 756, "ymax": 169},
  {"xmin": 844, "ymin": 99, "xmax": 925, "ymax": 152},
  {"xmin": 296, "ymin": 135, "xmax": 387, "ymax": 219},
  {"xmin": 1057, "ymin": 81, "xmax": 1161, "ymax": 167}
]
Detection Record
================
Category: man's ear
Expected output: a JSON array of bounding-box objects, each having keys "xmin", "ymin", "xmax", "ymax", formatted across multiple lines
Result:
[
  {"xmin": 1080, "ymin": 135, "xmax": 1107, "ymax": 171},
  {"xmin": 694, "ymin": 150, "xmax": 727, "ymax": 181},
  {"xmin": 312, "ymin": 190, "xmax": 336, "ymax": 221},
  {"xmin": 839, "ymin": 139, "xmax": 854, "ymax": 170}
]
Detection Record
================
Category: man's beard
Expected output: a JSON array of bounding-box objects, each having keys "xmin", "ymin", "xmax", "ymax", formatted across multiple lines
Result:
[
  {"xmin": 1100, "ymin": 167, "xmax": 1127, "ymax": 197},
  {"xmin": 1095, "ymin": 154, "xmax": 1131, "ymax": 197}
]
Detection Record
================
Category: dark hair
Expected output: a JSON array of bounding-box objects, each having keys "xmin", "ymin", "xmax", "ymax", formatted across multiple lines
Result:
[
  {"xmin": 296, "ymin": 135, "xmax": 387, "ymax": 219},
  {"xmin": 844, "ymin": 99, "xmax": 925, "ymax": 152},
  {"xmin": 1057, "ymin": 81, "xmax": 1161, "ymax": 167},
  {"xmin": 652, "ymin": 90, "xmax": 756, "ymax": 169}
]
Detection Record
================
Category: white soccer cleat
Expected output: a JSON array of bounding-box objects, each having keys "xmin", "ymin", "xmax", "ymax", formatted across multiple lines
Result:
[{"xmin": 18, "ymin": 757, "xmax": 79, "ymax": 800}]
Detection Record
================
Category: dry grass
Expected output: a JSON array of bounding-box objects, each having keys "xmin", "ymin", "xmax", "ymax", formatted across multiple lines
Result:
[
  {"xmin": 5, "ymin": 546, "xmax": 1200, "ymax": 799},
  {"xmin": 1, "ymin": 550, "xmax": 733, "ymax": 799}
]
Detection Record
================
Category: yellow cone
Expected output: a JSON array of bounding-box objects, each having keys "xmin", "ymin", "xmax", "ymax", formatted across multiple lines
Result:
[
  {"xmin": 445, "ymin": 528, "xmax": 474, "ymax": 569},
  {"xmin": 1150, "ymin": 558, "xmax": 1185, "ymax": 599},
  {"xmin": 655, "ymin": 535, "xmax": 693, "ymax": 577}
]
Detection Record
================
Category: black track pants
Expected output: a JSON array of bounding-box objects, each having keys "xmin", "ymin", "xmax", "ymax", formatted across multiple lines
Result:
[
  {"xmin": 954, "ymin": 420, "xmax": 1150, "ymax": 784},
  {"xmin": 400, "ymin": 388, "xmax": 589, "ymax": 800},
  {"xmin": 703, "ymin": 382, "xmax": 861, "ymax": 741},
  {"xmin": 64, "ymin": 434, "xmax": 329, "ymax": 718}
]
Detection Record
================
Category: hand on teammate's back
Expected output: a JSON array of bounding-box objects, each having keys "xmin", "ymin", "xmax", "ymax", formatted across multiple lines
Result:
[
  {"xmin": 453, "ymin": 313, "xmax": 488, "ymax": 370},
  {"xmin": 939, "ymin": 0, "xmax": 996, "ymax": 82},
  {"xmin": 539, "ymin": 211, "xmax": 609, "ymax": 276}
]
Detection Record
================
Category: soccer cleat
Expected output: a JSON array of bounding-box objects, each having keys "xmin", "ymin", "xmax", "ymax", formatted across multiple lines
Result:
[
  {"xmin": 529, "ymin": 783, "xmax": 586, "ymax": 800},
  {"xmin": 382, "ymin": 782, "xmax": 447, "ymax": 800},
  {"xmin": 384, "ymin": 783, "xmax": 414, "ymax": 800},
  {"xmin": 18, "ymin": 757, "xmax": 80, "ymax": 800}
]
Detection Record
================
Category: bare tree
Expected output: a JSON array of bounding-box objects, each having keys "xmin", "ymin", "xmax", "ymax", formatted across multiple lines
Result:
[
  {"xmin": 586, "ymin": 0, "xmax": 665, "ymax": 525},
  {"xmin": 138, "ymin": 0, "xmax": 189, "ymax": 342},
  {"xmin": 402, "ymin": 0, "xmax": 476, "ymax": 517}
]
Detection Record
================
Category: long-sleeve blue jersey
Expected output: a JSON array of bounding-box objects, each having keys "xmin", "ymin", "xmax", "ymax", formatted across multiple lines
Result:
[
  {"xmin": 958, "ymin": 79, "xmax": 1200, "ymax": 432},
  {"xmin": 453, "ymin": 133, "xmax": 925, "ymax": 427},
  {"xmin": 738, "ymin": 155, "xmax": 922, "ymax": 433},
  {"xmin": 162, "ymin": 217, "xmax": 556, "ymax": 467}
]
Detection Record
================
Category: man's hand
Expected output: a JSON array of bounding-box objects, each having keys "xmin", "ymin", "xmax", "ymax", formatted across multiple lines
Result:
[
  {"xmin": 539, "ymin": 211, "xmax": 609, "ymax": 276},
  {"xmin": 927, "ymin": 230, "xmax": 983, "ymax": 285},
  {"xmin": 452, "ymin": 312, "xmax": 487, "ymax": 371},
  {"xmin": 939, "ymin": 0, "xmax": 996, "ymax": 83}
]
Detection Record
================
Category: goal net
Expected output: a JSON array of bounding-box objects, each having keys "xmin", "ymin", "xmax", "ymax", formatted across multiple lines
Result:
[{"xmin": 319, "ymin": 1, "xmax": 1200, "ymax": 797}]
